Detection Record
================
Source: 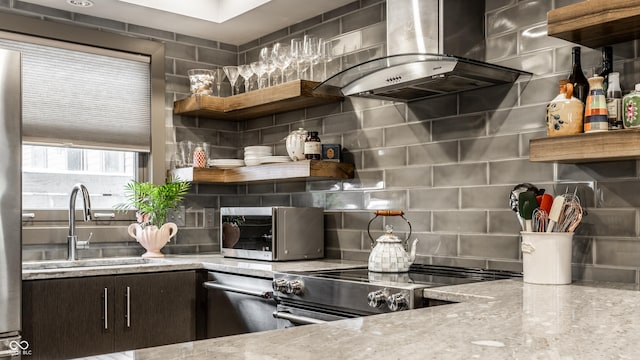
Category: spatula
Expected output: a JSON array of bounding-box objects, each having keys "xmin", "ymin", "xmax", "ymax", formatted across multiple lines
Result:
[
  {"xmin": 540, "ymin": 193, "xmax": 554, "ymax": 214},
  {"xmin": 546, "ymin": 195, "xmax": 566, "ymax": 232},
  {"xmin": 518, "ymin": 191, "xmax": 537, "ymax": 232}
]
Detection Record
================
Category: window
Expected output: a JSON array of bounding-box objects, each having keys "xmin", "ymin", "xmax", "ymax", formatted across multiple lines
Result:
[
  {"xmin": 22, "ymin": 145, "xmax": 137, "ymax": 210},
  {"xmin": 0, "ymin": 31, "xmax": 155, "ymax": 212}
]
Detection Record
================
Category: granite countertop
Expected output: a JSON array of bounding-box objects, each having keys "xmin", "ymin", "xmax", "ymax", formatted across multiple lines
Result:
[
  {"xmin": 84, "ymin": 277, "xmax": 640, "ymax": 359},
  {"xmin": 28, "ymin": 255, "xmax": 640, "ymax": 359},
  {"xmin": 22, "ymin": 254, "xmax": 365, "ymax": 280}
]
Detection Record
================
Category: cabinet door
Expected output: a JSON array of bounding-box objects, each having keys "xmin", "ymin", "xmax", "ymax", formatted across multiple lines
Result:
[
  {"xmin": 22, "ymin": 276, "xmax": 115, "ymax": 360},
  {"xmin": 113, "ymin": 271, "xmax": 196, "ymax": 351}
]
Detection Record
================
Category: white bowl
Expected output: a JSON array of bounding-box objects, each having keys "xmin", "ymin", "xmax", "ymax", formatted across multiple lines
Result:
[{"xmin": 244, "ymin": 145, "xmax": 272, "ymax": 153}]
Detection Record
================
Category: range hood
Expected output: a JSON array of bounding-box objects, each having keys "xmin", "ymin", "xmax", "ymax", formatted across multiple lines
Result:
[{"xmin": 315, "ymin": 0, "xmax": 531, "ymax": 102}]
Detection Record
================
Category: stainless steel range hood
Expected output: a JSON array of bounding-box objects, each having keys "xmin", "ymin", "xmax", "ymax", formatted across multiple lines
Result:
[{"xmin": 315, "ymin": 0, "xmax": 531, "ymax": 102}]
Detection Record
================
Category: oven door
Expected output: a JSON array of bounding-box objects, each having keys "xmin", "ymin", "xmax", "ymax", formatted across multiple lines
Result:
[
  {"xmin": 204, "ymin": 272, "xmax": 277, "ymax": 337},
  {"xmin": 273, "ymin": 302, "xmax": 361, "ymax": 329}
]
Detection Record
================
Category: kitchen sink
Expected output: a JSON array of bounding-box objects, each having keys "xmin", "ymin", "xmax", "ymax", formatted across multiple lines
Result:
[{"xmin": 22, "ymin": 257, "xmax": 156, "ymax": 270}]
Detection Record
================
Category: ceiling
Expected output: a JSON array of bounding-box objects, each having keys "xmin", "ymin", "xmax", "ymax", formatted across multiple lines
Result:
[{"xmin": 20, "ymin": 0, "xmax": 356, "ymax": 45}]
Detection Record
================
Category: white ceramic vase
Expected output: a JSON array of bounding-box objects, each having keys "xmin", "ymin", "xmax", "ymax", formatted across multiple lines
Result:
[{"xmin": 127, "ymin": 222, "xmax": 178, "ymax": 258}]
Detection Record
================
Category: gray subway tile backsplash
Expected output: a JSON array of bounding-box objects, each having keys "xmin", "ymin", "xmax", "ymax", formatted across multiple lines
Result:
[
  {"xmin": 384, "ymin": 123, "xmax": 431, "ymax": 147},
  {"xmin": 433, "ymin": 163, "xmax": 488, "ymax": 187},
  {"xmin": 15, "ymin": 0, "xmax": 640, "ymax": 281},
  {"xmin": 459, "ymin": 234, "xmax": 520, "ymax": 260}
]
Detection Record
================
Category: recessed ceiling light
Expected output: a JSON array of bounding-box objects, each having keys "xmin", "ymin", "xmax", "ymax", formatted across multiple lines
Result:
[{"xmin": 66, "ymin": 0, "xmax": 94, "ymax": 7}]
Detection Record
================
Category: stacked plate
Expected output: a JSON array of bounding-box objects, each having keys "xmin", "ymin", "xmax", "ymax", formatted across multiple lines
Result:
[
  {"xmin": 209, "ymin": 159, "xmax": 245, "ymax": 169},
  {"xmin": 244, "ymin": 146, "xmax": 272, "ymax": 166}
]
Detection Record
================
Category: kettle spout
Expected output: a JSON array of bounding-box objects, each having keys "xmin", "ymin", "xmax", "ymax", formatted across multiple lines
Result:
[{"xmin": 409, "ymin": 238, "xmax": 418, "ymax": 263}]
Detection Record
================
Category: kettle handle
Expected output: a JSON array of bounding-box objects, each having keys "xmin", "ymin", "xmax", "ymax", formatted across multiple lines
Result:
[{"xmin": 367, "ymin": 210, "xmax": 412, "ymax": 247}]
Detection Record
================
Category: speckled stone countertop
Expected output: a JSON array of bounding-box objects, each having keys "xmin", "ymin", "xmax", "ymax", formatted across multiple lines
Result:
[
  {"xmin": 22, "ymin": 254, "xmax": 365, "ymax": 280},
  {"xmin": 80, "ymin": 277, "xmax": 640, "ymax": 359}
]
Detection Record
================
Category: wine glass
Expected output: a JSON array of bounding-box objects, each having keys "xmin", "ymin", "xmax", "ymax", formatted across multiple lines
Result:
[
  {"xmin": 303, "ymin": 35, "xmax": 321, "ymax": 81},
  {"xmin": 259, "ymin": 47, "xmax": 277, "ymax": 87},
  {"xmin": 223, "ymin": 66, "xmax": 240, "ymax": 96},
  {"xmin": 213, "ymin": 68, "xmax": 226, "ymax": 97},
  {"xmin": 238, "ymin": 64, "xmax": 254, "ymax": 92},
  {"xmin": 319, "ymin": 40, "xmax": 337, "ymax": 81},
  {"xmin": 290, "ymin": 38, "xmax": 308, "ymax": 80},
  {"xmin": 250, "ymin": 61, "xmax": 267, "ymax": 89},
  {"xmin": 272, "ymin": 43, "xmax": 291, "ymax": 85}
]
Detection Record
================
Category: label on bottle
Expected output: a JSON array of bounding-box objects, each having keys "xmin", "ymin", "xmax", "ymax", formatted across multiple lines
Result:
[
  {"xmin": 606, "ymin": 98, "xmax": 622, "ymax": 130},
  {"xmin": 304, "ymin": 142, "xmax": 321, "ymax": 158}
]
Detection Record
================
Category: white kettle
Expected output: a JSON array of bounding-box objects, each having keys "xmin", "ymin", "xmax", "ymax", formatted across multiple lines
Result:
[{"xmin": 367, "ymin": 210, "xmax": 418, "ymax": 273}]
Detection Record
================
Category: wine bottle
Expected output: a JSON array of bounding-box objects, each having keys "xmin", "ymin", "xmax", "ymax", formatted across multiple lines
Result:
[
  {"xmin": 568, "ymin": 46, "xmax": 589, "ymax": 105},
  {"xmin": 606, "ymin": 72, "xmax": 623, "ymax": 130},
  {"xmin": 599, "ymin": 46, "xmax": 613, "ymax": 92}
]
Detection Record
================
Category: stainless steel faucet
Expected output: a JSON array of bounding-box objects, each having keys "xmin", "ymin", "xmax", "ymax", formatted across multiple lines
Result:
[{"xmin": 68, "ymin": 183, "xmax": 92, "ymax": 261}]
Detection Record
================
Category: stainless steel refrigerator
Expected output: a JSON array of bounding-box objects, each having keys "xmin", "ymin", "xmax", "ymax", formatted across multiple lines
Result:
[{"xmin": 0, "ymin": 48, "xmax": 22, "ymax": 359}]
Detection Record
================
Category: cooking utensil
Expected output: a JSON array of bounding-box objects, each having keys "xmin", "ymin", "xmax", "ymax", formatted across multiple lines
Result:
[
  {"xmin": 540, "ymin": 193, "xmax": 554, "ymax": 214},
  {"xmin": 546, "ymin": 195, "xmax": 565, "ymax": 232},
  {"xmin": 532, "ymin": 208, "xmax": 548, "ymax": 232},
  {"xmin": 556, "ymin": 193, "xmax": 583, "ymax": 232},
  {"xmin": 510, "ymin": 183, "xmax": 539, "ymax": 230},
  {"xmin": 518, "ymin": 191, "xmax": 537, "ymax": 232}
]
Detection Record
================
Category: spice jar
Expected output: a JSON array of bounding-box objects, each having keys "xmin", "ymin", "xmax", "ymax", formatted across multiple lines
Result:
[{"xmin": 304, "ymin": 131, "xmax": 322, "ymax": 160}]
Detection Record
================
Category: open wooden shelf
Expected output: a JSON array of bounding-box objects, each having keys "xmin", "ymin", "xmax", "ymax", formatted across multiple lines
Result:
[
  {"xmin": 173, "ymin": 80, "xmax": 343, "ymax": 120},
  {"xmin": 169, "ymin": 160, "xmax": 355, "ymax": 183},
  {"xmin": 547, "ymin": 0, "xmax": 640, "ymax": 48},
  {"xmin": 529, "ymin": 129, "xmax": 640, "ymax": 163}
]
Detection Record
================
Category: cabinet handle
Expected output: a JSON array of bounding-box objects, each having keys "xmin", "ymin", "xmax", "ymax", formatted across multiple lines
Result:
[
  {"xmin": 103, "ymin": 287, "xmax": 108, "ymax": 330},
  {"xmin": 126, "ymin": 286, "xmax": 131, "ymax": 328}
]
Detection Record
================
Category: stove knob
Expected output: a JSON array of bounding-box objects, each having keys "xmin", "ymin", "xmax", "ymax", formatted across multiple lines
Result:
[
  {"xmin": 272, "ymin": 278, "xmax": 288, "ymax": 293},
  {"xmin": 386, "ymin": 292, "xmax": 409, "ymax": 312},
  {"xmin": 287, "ymin": 279, "xmax": 304, "ymax": 295},
  {"xmin": 367, "ymin": 290, "xmax": 387, "ymax": 309}
]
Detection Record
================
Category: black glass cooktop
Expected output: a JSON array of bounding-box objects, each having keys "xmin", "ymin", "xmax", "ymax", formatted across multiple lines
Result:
[{"xmin": 303, "ymin": 264, "xmax": 522, "ymax": 287}]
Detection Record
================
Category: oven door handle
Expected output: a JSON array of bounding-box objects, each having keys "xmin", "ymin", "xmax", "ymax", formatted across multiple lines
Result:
[
  {"xmin": 203, "ymin": 281, "xmax": 274, "ymax": 299},
  {"xmin": 272, "ymin": 311, "xmax": 328, "ymax": 325}
]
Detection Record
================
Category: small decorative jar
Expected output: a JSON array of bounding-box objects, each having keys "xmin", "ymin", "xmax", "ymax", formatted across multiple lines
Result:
[
  {"xmin": 285, "ymin": 128, "xmax": 307, "ymax": 161},
  {"xmin": 623, "ymin": 84, "xmax": 640, "ymax": 128},
  {"xmin": 584, "ymin": 76, "xmax": 609, "ymax": 133},
  {"xmin": 546, "ymin": 79, "xmax": 584, "ymax": 136}
]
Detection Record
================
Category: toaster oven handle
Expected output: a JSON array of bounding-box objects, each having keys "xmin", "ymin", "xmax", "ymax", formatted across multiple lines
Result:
[
  {"xmin": 203, "ymin": 281, "xmax": 274, "ymax": 299},
  {"xmin": 272, "ymin": 311, "xmax": 327, "ymax": 325}
]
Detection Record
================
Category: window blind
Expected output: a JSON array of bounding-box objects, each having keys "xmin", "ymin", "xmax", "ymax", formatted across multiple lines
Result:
[{"xmin": 0, "ymin": 37, "xmax": 151, "ymax": 152}]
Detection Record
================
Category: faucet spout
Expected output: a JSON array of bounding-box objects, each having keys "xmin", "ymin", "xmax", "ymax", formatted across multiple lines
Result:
[{"xmin": 68, "ymin": 183, "xmax": 92, "ymax": 261}]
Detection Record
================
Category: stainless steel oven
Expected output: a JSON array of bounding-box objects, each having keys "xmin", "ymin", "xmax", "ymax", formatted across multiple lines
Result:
[
  {"xmin": 221, "ymin": 206, "xmax": 324, "ymax": 261},
  {"xmin": 272, "ymin": 265, "xmax": 521, "ymax": 328},
  {"xmin": 203, "ymin": 272, "xmax": 277, "ymax": 337}
]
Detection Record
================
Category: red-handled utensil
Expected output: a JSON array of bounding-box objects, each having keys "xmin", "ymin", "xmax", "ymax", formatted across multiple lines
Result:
[{"xmin": 540, "ymin": 193, "xmax": 554, "ymax": 214}]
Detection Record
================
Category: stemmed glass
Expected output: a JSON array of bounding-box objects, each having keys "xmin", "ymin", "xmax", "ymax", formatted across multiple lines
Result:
[
  {"xmin": 319, "ymin": 40, "xmax": 337, "ymax": 81},
  {"xmin": 303, "ymin": 35, "xmax": 321, "ymax": 81},
  {"xmin": 272, "ymin": 43, "xmax": 291, "ymax": 85},
  {"xmin": 290, "ymin": 38, "xmax": 308, "ymax": 80},
  {"xmin": 250, "ymin": 61, "xmax": 267, "ymax": 89},
  {"xmin": 259, "ymin": 47, "xmax": 277, "ymax": 87},
  {"xmin": 213, "ymin": 68, "xmax": 226, "ymax": 97},
  {"xmin": 238, "ymin": 64, "xmax": 254, "ymax": 93},
  {"xmin": 223, "ymin": 66, "xmax": 240, "ymax": 96}
]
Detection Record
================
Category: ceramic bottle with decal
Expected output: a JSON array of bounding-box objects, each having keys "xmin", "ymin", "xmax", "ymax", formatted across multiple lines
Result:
[
  {"xmin": 623, "ymin": 84, "xmax": 640, "ymax": 128},
  {"xmin": 546, "ymin": 79, "xmax": 584, "ymax": 136},
  {"xmin": 584, "ymin": 76, "xmax": 609, "ymax": 133}
]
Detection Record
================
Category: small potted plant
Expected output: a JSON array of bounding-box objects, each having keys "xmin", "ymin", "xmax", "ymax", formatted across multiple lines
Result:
[{"xmin": 115, "ymin": 177, "xmax": 190, "ymax": 257}]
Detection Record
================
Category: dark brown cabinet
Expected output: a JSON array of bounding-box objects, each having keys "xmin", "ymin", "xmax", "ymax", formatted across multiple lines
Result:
[{"xmin": 22, "ymin": 270, "xmax": 198, "ymax": 360}]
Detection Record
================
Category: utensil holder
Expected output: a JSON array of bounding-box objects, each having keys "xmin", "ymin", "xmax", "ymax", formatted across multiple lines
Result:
[{"xmin": 521, "ymin": 231, "xmax": 573, "ymax": 285}]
